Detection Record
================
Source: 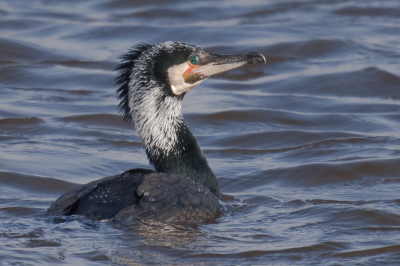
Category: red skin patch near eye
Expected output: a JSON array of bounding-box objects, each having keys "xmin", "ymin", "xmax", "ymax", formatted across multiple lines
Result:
[{"xmin": 183, "ymin": 65, "xmax": 200, "ymax": 76}]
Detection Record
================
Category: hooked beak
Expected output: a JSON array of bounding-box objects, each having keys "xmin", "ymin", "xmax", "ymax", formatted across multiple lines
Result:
[
  {"xmin": 169, "ymin": 51, "xmax": 266, "ymax": 95},
  {"xmin": 189, "ymin": 52, "xmax": 266, "ymax": 78}
]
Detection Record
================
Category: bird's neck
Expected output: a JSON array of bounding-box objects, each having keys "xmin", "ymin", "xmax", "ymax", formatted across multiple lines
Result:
[
  {"xmin": 151, "ymin": 122, "xmax": 220, "ymax": 198},
  {"xmin": 134, "ymin": 96, "xmax": 220, "ymax": 198}
]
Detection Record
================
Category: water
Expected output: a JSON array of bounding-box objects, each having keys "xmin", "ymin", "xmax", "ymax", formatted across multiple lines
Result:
[{"xmin": 1, "ymin": 0, "xmax": 400, "ymax": 265}]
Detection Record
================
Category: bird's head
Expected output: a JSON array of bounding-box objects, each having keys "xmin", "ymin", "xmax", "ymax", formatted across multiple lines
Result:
[
  {"xmin": 116, "ymin": 41, "xmax": 265, "ymax": 122},
  {"xmin": 160, "ymin": 42, "xmax": 266, "ymax": 95}
]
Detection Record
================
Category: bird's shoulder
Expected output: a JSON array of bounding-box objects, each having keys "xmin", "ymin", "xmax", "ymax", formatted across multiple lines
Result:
[{"xmin": 114, "ymin": 171, "xmax": 220, "ymax": 223}]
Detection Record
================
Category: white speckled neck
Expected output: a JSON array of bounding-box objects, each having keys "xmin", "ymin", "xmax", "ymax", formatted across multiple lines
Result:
[{"xmin": 128, "ymin": 66, "xmax": 183, "ymax": 158}]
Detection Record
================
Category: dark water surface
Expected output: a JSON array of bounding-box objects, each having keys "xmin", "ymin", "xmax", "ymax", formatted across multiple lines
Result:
[{"xmin": 1, "ymin": 0, "xmax": 400, "ymax": 265}]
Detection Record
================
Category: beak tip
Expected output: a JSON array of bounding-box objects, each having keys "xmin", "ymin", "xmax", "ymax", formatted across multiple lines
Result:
[
  {"xmin": 248, "ymin": 52, "xmax": 266, "ymax": 65},
  {"xmin": 258, "ymin": 53, "xmax": 267, "ymax": 64}
]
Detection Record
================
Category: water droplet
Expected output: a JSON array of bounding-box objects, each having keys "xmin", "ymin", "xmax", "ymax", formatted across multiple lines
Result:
[
  {"xmin": 149, "ymin": 198, "xmax": 155, "ymax": 202},
  {"xmin": 144, "ymin": 191, "xmax": 150, "ymax": 196}
]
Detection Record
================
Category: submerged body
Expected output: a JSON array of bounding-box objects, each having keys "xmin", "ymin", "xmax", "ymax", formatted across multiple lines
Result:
[
  {"xmin": 47, "ymin": 42, "xmax": 265, "ymax": 222},
  {"xmin": 47, "ymin": 169, "xmax": 220, "ymax": 222}
]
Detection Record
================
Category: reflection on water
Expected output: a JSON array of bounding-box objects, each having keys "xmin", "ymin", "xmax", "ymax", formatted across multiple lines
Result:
[{"xmin": 1, "ymin": 0, "xmax": 400, "ymax": 265}]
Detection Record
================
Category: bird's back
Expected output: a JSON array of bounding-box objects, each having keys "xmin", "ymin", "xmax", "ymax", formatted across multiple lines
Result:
[{"xmin": 46, "ymin": 169, "xmax": 220, "ymax": 222}]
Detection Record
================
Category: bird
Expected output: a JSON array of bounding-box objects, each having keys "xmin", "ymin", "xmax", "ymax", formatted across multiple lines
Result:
[{"xmin": 46, "ymin": 41, "xmax": 266, "ymax": 223}]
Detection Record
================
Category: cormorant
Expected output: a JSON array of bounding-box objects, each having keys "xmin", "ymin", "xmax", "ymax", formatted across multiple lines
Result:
[{"xmin": 46, "ymin": 41, "xmax": 266, "ymax": 223}]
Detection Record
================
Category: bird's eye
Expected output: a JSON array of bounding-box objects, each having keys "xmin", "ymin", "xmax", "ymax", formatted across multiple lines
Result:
[{"xmin": 189, "ymin": 56, "xmax": 198, "ymax": 65}]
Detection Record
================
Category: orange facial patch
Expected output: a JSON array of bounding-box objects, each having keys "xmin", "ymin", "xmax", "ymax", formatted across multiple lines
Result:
[{"xmin": 183, "ymin": 64, "xmax": 200, "ymax": 76}]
